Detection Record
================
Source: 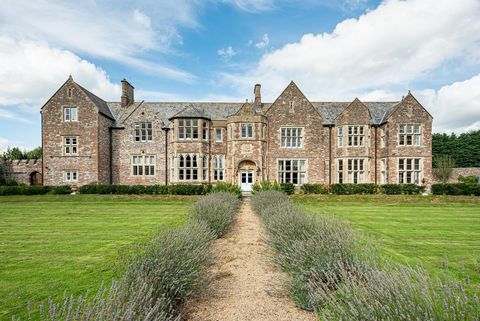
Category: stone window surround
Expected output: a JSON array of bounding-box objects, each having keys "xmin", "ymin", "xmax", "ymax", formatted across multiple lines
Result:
[
  {"xmin": 398, "ymin": 157, "xmax": 422, "ymax": 184},
  {"xmin": 177, "ymin": 153, "xmax": 200, "ymax": 181},
  {"xmin": 63, "ymin": 136, "xmax": 78, "ymax": 156},
  {"xmin": 64, "ymin": 170, "xmax": 78, "ymax": 182},
  {"xmin": 240, "ymin": 123, "xmax": 254, "ymax": 139},
  {"xmin": 131, "ymin": 155, "xmax": 156, "ymax": 176},
  {"xmin": 277, "ymin": 159, "xmax": 307, "ymax": 185},
  {"xmin": 280, "ymin": 126, "xmax": 304, "ymax": 148},
  {"xmin": 337, "ymin": 158, "xmax": 367, "ymax": 184},
  {"xmin": 337, "ymin": 127, "xmax": 344, "ymax": 147},
  {"xmin": 215, "ymin": 128, "xmax": 223, "ymax": 143},
  {"xmin": 134, "ymin": 122, "xmax": 153, "ymax": 142},
  {"xmin": 380, "ymin": 158, "xmax": 387, "ymax": 184},
  {"xmin": 213, "ymin": 154, "xmax": 225, "ymax": 181},
  {"xmin": 399, "ymin": 124, "xmax": 421, "ymax": 146},
  {"xmin": 380, "ymin": 127, "xmax": 386, "ymax": 148},
  {"xmin": 347, "ymin": 125, "xmax": 366, "ymax": 147},
  {"xmin": 63, "ymin": 106, "xmax": 78, "ymax": 122}
]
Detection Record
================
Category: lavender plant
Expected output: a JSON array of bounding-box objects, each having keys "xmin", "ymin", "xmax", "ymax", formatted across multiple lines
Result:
[{"xmin": 15, "ymin": 192, "xmax": 240, "ymax": 321}]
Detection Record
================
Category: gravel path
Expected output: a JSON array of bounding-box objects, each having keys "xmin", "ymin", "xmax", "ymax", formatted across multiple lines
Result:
[{"xmin": 185, "ymin": 199, "xmax": 316, "ymax": 321}]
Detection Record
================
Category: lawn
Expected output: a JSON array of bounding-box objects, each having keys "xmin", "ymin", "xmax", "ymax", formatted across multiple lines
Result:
[
  {"xmin": 294, "ymin": 194, "xmax": 480, "ymax": 286},
  {"xmin": 0, "ymin": 194, "xmax": 198, "ymax": 320}
]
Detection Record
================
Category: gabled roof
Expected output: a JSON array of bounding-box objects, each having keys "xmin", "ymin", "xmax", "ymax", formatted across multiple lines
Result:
[
  {"xmin": 75, "ymin": 83, "xmax": 115, "ymax": 120},
  {"xmin": 169, "ymin": 104, "xmax": 210, "ymax": 120}
]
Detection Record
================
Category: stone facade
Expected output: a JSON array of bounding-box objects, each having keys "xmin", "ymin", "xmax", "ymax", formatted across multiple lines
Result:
[
  {"xmin": 2, "ymin": 159, "xmax": 42, "ymax": 185},
  {"xmin": 40, "ymin": 77, "xmax": 434, "ymax": 189}
]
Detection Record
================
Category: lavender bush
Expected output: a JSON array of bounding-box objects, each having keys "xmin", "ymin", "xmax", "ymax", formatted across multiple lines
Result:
[
  {"xmin": 15, "ymin": 192, "xmax": 240, "ymax": 321},
  {"xmin": 251, "ymin": 190, "xmax": 480, "ymax": 319}
]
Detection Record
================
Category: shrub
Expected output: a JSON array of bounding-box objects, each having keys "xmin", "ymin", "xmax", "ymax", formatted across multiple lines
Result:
[
  {"xmin": 252, "ymin": 181, "xmax": 282, "ymax": 194},
  {"xmin": 190, "ymin": 192, "xmax": 241, "ymax": 237},
  {"xmin": 330, "ymin": 183, "xmax": 377, "ymax": 195},
  {"xmin": 302, "ymin": 184, "xmax": 330, "ymax": 194},
  {"xmin": 458, "ymin": 175, "xmax": 479, "ymax": 185},
  {"xmin": 251, "ymin": 191, "xmax": 369, "ymax": 310},
  {"xmin": 49, "ymin": 185, "xmax": 72, "ymax": 195},
  {"xmin": 279, "ymin": 182, "xmax": 295, "ymax": 195},
  {"xmin": 0, "ymin": 185, "xmax": 50, "ymax": 196},
  {"xmin": 19, "ymin": 191, "xmax": 240, "ymax": 321},
  {"xmin": 210, "ymin": 182, "xmax": 241, "ymax": 198},
  {"xmin": 79, "ymin": 184, "xmax": 209, "ymax": 195},
  {"xmin": 167, "ymin": 184, "xmax": 208, "ymax": 195},
  {"xmin": 380, "ymin": 184, "xmax": 425, "ymax": 195},
  {"xmin": 316, "ymin": 263, "xmax": 480, "ymax": 321},
  {"xmin": 431, "ymin": 183, "xmax": 480, "ymax": 196}
]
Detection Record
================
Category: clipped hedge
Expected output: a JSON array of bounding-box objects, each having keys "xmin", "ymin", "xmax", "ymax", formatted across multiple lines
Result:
[
  {"xmin": 0, "ymin": 185, "xmax": 72, "ymax": 196},
  {"xmin": 431, "ymin": 183, "xmax": 480, "ymax": 196},
  {"xmin": 79, "ymin": 184, "xmax": 209, "ymax": 195},
  {"xmin": 302, "ymin": 183, "xmax": 425, "ymax": 195}
]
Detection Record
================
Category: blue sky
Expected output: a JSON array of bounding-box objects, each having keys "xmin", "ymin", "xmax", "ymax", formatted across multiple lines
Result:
[{"xmin": 1, "ymin": 0, "xmax": 479, "ymax": 152}]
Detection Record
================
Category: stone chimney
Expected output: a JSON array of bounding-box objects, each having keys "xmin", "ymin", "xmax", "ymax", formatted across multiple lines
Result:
[
  {"xmin": 254, "ymin": 84, "xmax": 261, "ymax": 106},
  {"xmin": 121, "ymin": 79, "xmax": 134, "ymax": 107}
]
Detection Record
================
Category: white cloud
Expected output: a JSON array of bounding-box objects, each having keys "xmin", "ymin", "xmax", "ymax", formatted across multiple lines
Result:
[
  {"xmin": 223, "ymin": 0, "xmax": 275, "ymax": 12},
  {"xmin": 0, "ymin": 136, "xmax": 31, "ymax": 153},
  {"xmin": 221, "ymin": 0, "xmax": 480, "ymax": 101},
  {"xmin": 255, "ymin": 34, "xmax": 270, "ymax": 49},
  {"xmin": 0, "ymin": 1, "xmax": 196, "ymax": 82},
  {"xmin": 0, "ymin": 108, "xmax": 32, "ymax": 123},
  {"xmin": 0, "ymin": 36, "xmax": 120, "ymax": 112},
  {"xmin": 415, "ymin": 74, "xmax": 480, "ymax": 133},
  {"xmin": 217, "ymin": 46, "xmax": 238, "ymax": 61}
]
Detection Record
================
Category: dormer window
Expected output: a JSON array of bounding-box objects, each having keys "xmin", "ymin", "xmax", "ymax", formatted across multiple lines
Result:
[
  {"xmin": 64, "ymin": 106, "xmax": 78, "ymax": 122},
  {"xmin": 178, "ymin": 119, "xmax": 199, "ymax": 141},
  {"xmin": 241, "ymin": 123, "xmax": 253, "ymax": 139},
  {"xmin": 399, "ymin": 124, "xmax": 421, "ymax": 146}
]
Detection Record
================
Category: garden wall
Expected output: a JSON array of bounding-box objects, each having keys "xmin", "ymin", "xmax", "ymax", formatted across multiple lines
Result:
[
  {"xmin": 433, "ymin": 167, "xmax": 480, "ymax": 183},
  {"xmin": 2, "ymin": 159, "xmax": 43, "ymax": 185}
]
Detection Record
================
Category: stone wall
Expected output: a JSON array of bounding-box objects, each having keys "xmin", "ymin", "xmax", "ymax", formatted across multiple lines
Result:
[
  {"xmin": 433, "ymin": 167, "xmax": 480, "ymax": 183},
  {"xmin": 2, "ymin": 159, "xmax": 43, "ymax": 185}
]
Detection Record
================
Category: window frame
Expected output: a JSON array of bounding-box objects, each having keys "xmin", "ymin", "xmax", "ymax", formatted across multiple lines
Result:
[
  {"xmin": 63, "ymin": 106, "xmax": 78, "ymax": 122},
  {"xmin": 215, "ymin": 128, "xmax": 223, "ymax": 143},
  {"xmin": 398, "ymin": 158, "xmax": 422, "ymax": 184},
  {"xmin": 399, "ymin": 124, "xmax": 421, "ymax": 146},
  {"xmin": 64, "ymin": 170, "xmax": 78, "ymax": 182},
  {"xmin": 347, "ymin": 125, "xmax": 365, "ymax": 147},
  {"xmin": 213, "ymin": 155, "xmax": 225, "ymax": 181},
  {"xmin": 337, "ymin": 127, "xmax": 343, "ymax": 147},
  {"xmin": 240, "ymin": 123, "xmax": 254, "ymax": 139},
  {"xmin": 134, "ymin": 122, "xmax": 153, "ymax": 142},
  {"xmin": 63, "ymin": 136, "xmax": 78, "ymax": 156},
  {"xmin": 178, "ymin": 154, "xmax": 199, "ymax": 181},
  {"xmin": 277, "ymin": 159, "xmax": 307, "ymax": 185},
  {"xmin": 280, "ymin": 127, "xmax": 304, "ymax": 148},
  {"xmin": 177, "ymin": 119, "xmax": 199, "ymax": 141},
  {"xmin": 380, "ymin": 158, "xmax": 387, "ymax": 184},
  {"xmin": 131, "ymin": 155, "xmax": 156, "ymax": 176},
  {"xmin": 346, "ymin": 158, "xmax": 365, "ymax": 184}
]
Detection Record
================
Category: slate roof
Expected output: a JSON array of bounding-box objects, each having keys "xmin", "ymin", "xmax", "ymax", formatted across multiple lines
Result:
[
  {"xmin": 76, "ymin": 84, "xmax": 115, "ymax": 120},
  {"xmin": 106, "ymin": 100, "xmax": 400, "ymax": 127}
]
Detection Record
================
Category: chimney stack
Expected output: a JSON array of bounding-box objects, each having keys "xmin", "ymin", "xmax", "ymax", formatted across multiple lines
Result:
[
  {"xmin": 121, "ymin": 79, "xmax": 134, "ymax": 107},
  {"xmin": 254, "ymin": 84, "xmax": 261, "ymax": 106}
]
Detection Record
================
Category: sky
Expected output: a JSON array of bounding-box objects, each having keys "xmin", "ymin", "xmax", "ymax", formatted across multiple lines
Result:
[{"xmin": 1, "ymin": 0, "xmax": 479, "ymax": 152}]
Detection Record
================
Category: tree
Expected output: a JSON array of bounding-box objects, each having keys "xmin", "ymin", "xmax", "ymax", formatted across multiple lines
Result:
[
  {"xmin": 25, "ymin": 147, "xmax": 42, "ymax": 160},
  {"xmin": 433, "ymin": 155, "xmax": 456, "ymax": 183},
  {"xmin": 432, "ymin": 130, "xmax": 480, "ymax": 167},
  {"xmin": 2, "ymin": 147, "xmax": 25, "ymax": 160}
]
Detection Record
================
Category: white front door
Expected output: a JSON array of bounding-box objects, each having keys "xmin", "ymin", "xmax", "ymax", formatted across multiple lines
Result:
[{"xmin": 240, "ymin": 170, "xmax": 254, "ymax": 192}]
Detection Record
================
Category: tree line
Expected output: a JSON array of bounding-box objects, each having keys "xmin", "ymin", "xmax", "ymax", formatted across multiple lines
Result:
[
  {"xmin": 432, "ymin": 130, "xmax": 480, "ymax": 168},
  {"xmin": 1, "ymin": 146, "xmax": 42, "ymax": 161}
]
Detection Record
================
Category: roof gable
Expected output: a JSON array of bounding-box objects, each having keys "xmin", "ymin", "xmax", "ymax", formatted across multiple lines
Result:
[
  {"xmin": 385, "ymin": 92, "xmax": 433, "ymax": 121},
  {"xmin": 169, "ymin": 104, "xmax": 211, "ymax": 120}
]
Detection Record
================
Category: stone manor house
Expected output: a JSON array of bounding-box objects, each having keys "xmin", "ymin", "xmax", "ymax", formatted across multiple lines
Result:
[{"xmin": 40, "ymin": 76, "xmax": 433, "ymax": 191}]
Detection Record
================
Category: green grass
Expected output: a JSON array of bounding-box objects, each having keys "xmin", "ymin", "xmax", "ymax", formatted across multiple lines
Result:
[
  {"xmin": 294, "ymin": 194, "xmax": 480, "ymax": 286},
  {"xmin": 0, "ymin": 194, "xmax": 198, "ymax": 320}
]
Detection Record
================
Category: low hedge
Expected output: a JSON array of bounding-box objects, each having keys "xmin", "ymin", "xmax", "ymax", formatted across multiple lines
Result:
[
  {"xmin": 0, "ymin": 185, "xmax": 72, "ymax": 196},
  {"xmin": 252, "ymin": 181, "xmax": 295, "ymax": 195},
  {"xmin": 79, "ymin": 184, "xmax": 209, "ymax": 195},
  {"xmin": 431, "ymin": 183, "xmax": 480, "ymax": 196},
  {"xmin": 303, "ymin": 183, "xmax": 425, "ymax": 195}
]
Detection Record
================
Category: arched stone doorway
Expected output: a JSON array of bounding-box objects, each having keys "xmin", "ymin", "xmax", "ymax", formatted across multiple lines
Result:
[
  {"xmin": 30, "ymin": 171, "xmax": 42, "ymax": 185},
  {"xmin": 237, "ymin": 160, "xmax": 256, "ymax": 192}
]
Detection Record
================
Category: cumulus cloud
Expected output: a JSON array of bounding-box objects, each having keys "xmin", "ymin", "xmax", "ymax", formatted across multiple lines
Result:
[
  {"xmin": 0, "ymin": 36, "xmax": 120, "ymax": 112},
  {"xmin": 0, "ymin": 1, "xmax": 196, "ymax": 82},
  {"xmin": 217, "ymin": 46, "xmax": 238, "ymax": 61},
  {"xmin": 255, "ymin": 34, "xmax": 270, "ymax": 49},
  {"xmin": 415, "ymin": 74, "xmax": 480, "ymax": 133},
  {"xmin": 221, "ymin": 0, "xmax": 480, "ymax": 98}
]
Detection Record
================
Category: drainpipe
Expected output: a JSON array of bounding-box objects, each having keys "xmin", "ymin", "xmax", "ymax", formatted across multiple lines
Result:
[
  {"xmin": 162, "ymin": 126, "xmax": 170, "ymax": 185},
  {"xmin": 109, "ymin": 127, "xmax": 113, "ymax": 184},
  {"xmin": 374, "ymin": 125, "xmax": 378, "ymax": 185},
  {"xmin": 328, "ymin": 125, "xmax": 333, "ymax": 185}
]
